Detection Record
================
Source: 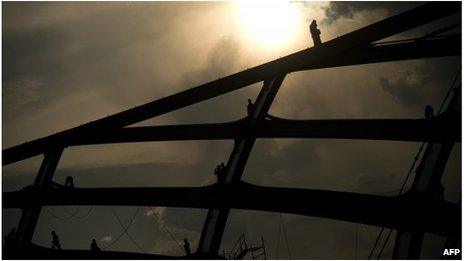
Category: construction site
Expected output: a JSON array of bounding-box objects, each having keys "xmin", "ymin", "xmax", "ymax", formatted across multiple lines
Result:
[{"xmin": 2, "ymin": 1, "xmax": 462, "ymax": 259}]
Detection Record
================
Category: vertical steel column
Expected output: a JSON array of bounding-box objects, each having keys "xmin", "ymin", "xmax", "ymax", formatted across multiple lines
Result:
[
  {"xmin": 14, "ymin": 146, "xmax": 64, "ymax": 247},
  {"xmin": 393, "ymin": 87, "xmax": 460, "ymax": 259},
  {"xmin": 197, "ymin": 74, "xmax": 286, "ymax": 256}
]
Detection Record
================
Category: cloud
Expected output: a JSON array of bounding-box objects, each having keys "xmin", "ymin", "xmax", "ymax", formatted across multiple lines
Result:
[
  {"xmin": 200, "ymin": 175, "xmax": 217, "ymax": 186},
  {"xmin": 162, "ymin": 36, "xmax": 250, "ymax": 124},
  {"xmin": 100, "ymin": 236, "xmax": 113, "ymax": 242},
  {"xmin": 378, "ymin": 71, "xmax": 424, "ymax": 109},
  {"xmin": 151, "ymin": 239, "xmax": 181, "ymax": 255},
  {"xmin": 145, "ymin": 207, "xmax": 167, "ymax": 224},
  {"xmin": 378, "ymin": 58, "xmax": 460, "ymax": 110},
  {"xmin": 3, "ymin": 79, "xmax": 42, "ymax": 119},
  {"xmin": 144, "ymin": 206, "xmax": 202, "ymax": 255},
  {"xmin": 322, "ymin": 2, "xmax": 421, "ymax": 24}
]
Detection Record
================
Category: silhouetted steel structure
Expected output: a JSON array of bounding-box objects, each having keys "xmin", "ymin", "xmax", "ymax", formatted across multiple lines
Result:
[{"xmin": 3, "ymin": 2, "xmax": 461, "ymax": 259}]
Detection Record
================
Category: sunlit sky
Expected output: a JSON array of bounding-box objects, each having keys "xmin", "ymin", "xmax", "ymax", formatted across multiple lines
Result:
[
  {"xmin": 235, "ymin": 0, "xmax": 302, "ymax": 49},
  {"xmin": 2, "ymin": 1, "xmax": 461, "ymax": 259}
]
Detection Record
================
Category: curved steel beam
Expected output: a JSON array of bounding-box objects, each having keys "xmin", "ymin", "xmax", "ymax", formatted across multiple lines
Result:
[
  {"xmin": 4, "ymin": 182, "xmax": 459, "ymax": 237},
  {"xmin": 3, "ymin": 2, "xmax": 459, "ymax": 166},
  {"xmin": 4, "ymin": 113, "xmax": 461, "ymax": 165},
  {"xmin": 68, "ymin": 117, "xmax": 460, "ymax": 145}
]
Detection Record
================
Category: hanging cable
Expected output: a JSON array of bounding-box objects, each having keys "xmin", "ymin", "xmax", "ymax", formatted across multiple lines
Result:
[
  {"xmin": 280, "ymin": 213, "xmax": 292, "ymax": 259},
  {"xmin": 438, "ymin": 71, "xmax": 460, "ymax": 114},
  {"xmin": 102, "ymin": 207, "xmax": 140, "ymax": 250},
  {"xmin": 376, "ymin": 70, "xmax": 461, "ymax": 259},
  {"xmin": 147, "ymin": 207, "xmax": 184, "ymax": 253},
  {"xmin": 62, "ymin": 206, "xmax": 80, "ymax": 216},
  {"xmin": 61, "ymin": 206, "xmax": 94, "ymax": 219},
  {"xmin": 367, "ymin": 227, "xmax": 385, "ymax": 259},
  {"xmin": 102, "ymin": 208, "xmax": 137, "ymax": 250},
  {"xmin": 376, "ymin": 229, "xmax": 393, "ymax": 259},
  {"xmin": 361, "ymin": 224, "xmax": 376, "ymax": 241},
  {"xmin": 74, "ymin": 206, "xmax": 94, "ymax": 219},
  {"xmin": 44, "ymin": 207, "xmax": 74, "ymax": 220},
  {"xmin": 43, "ymin": 205, "xmax": 94, "ymax": 220},
  {"xmin": 160, "ymin": 223, "xmax": 183, "ymax": 252},
  {"xmin": 109, "ymin": 207, "xmax": 146, "ymax": 253},
  {"xmin": 369, "ymin": 70, "xmax": 460, "ymax": 259},
  {"xmin": 368, "ymin": 142, "xmax": 425, "ymax": 259}
]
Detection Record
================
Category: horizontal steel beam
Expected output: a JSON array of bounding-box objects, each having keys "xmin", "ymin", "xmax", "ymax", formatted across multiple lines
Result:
[
  {"xmin": 4, "ymin": 182, "xmax": 458, "ymax": 237},
  {"xmin": 4, "ymin": 105, "xmax": 461, "ymax": 165},
  {"xmin": 3, "ymin": 2, "xmax": 459, "ymax": 166},
  {"xmin": 68, "ymin": 117, "xmax": 460, "ymax": 145}
]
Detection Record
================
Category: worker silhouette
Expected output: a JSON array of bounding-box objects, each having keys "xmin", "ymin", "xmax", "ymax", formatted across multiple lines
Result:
[
  {"xmin": 214, "ymin": 162, "xmax": 227, "ymax": 183},
  {"xmin": 247, "ymin": 99, "xmax": 255, "ymax": 116},
  {"xmin": 64, "ymin": 176, "xmax": 74, "ymax": 188},
  {"xmin": 425, "ymin": 105, "xmax": 434, "ymax": 118},
  {"xmin": 90, "ymin": 239, "xmax": 101, "ymax": 253},
  {"xmin": 183, "ymin": 238, "xmax": 191, "ymax": 256},
  {"xmin": 310, "ymin": 20, "xmax": 322, "ymax": 46},
  {"xmin": 51, "ymin": 231, "xmax": 61, "ymax": 250}
]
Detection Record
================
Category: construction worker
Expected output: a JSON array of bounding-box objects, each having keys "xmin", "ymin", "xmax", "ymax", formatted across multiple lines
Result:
[
  {"xmin": 425, "ymin": 105, "xmax": 434, "ymax": 118},
  {"xmin": 51, "ymin": 231, "xmax": 61, "ymax": 250},
  {"xmin": 247, "ymin": 99, "xmax": 255, "ymax": 116},
  {"xmin": 214, "ymin": 165, "xmax": 220, "ymax": 181},
  {"xmin": 90, "ymin": 239, "xmax": 101, "ymax": 253},
  {"xmin": 64, "ymin": 176, "xmax": 74, "ymax": 188},
  {"xmin": 183, "ymin": 238, "xmax": 191, "ymax": 256},
  {"xmin": 310, "ymin": 20, "xmax": 322, "ymax": 46},
  {"xmin": 214, "ymin": 163, "xmax": 227, "ymax": 183}
]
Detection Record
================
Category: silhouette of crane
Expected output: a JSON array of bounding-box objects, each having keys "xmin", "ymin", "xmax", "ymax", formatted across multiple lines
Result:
[{"xmin": 3, "ymin": 2, "xmax": 461, "ymax": 259}]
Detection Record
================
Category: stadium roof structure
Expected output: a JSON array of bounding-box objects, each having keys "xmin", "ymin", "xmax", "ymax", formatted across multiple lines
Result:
[{"xmin": 3, "ymin": 2, "xmax": 461, "ymax": 259}]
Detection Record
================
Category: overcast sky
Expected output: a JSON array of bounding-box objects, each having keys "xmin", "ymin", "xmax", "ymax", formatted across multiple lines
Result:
[{"xmin": 2, "ymin": 1, "xmax": 461, "ymax": 259}]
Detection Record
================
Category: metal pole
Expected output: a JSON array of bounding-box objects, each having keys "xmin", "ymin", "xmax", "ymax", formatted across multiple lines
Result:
[
  {"xmin": 196, "ymin": 74, "xmax": 286, "ymax": 256},
  {"xmin": 392, "ymin": 88, "xmax": 460, "ymax": 259},
  {"xmin": 14, "ymin": 146, "xmax": 63, "ymax": 247}
]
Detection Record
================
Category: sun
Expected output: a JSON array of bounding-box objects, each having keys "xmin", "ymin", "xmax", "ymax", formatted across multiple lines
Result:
[{"xmin": 235, "ymin": 0, "xmax": 300, "ymax": 49}]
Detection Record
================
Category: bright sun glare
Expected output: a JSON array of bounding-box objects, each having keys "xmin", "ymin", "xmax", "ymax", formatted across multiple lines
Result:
[{"xmin": 235, "ymin": 0, "xmax": 300, "ymax": 49}]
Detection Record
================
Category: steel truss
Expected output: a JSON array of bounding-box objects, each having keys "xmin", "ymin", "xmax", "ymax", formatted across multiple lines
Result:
[{"xmin": 3, "ymin": 2, "xmax": 461, "ymax": 259}]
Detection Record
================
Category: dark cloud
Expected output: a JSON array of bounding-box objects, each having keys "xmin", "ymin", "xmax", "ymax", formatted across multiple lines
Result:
[
  {"xmin": 379, "ymin": 58, "xmax": 460, "ymax": 109},
  {"xmin": 323, "ymin": 1, "xmax": 423, "ymax": 24},
  {"xmin": 379, "ymin": 72, "xmax": 424, "ymax": 109}
]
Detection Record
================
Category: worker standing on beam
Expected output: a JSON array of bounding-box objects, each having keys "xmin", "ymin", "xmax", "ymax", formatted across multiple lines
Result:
[
  {"xmin": 50, "ymin": 231, "xmax": 61, "ymax": 250},
  {"xmin": 425, "ymin": 105, "xmax": 435, "ymax": 118},
  {"xmin": 183, "ymin": 238, "xmax": 191, "ymax": 256},
  {"xmin": 90, "ymin": 239, "xmax": 101, "ymax": 253},
  {"xmin": 64, "ymin": 176, "xmax": 74, "ymax": 188},
  {"xmin": 214, "ymin": 162, "xmax": 226, "ymax": 184},
  {"xmin": 247, "ymin": 99, "xmax": 255, "ymax": 116},
  {"xmin": 309, "ymin": 20, "xmax": 322, "ymax": 46}
]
